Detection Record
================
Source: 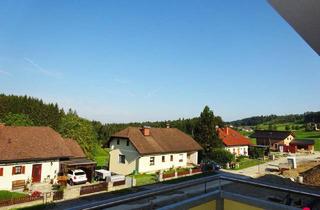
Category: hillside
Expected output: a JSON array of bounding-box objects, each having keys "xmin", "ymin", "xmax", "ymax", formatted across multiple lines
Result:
[{"xmin": 231, "ymin": 112, "xmax": 320, "ymax": 127}]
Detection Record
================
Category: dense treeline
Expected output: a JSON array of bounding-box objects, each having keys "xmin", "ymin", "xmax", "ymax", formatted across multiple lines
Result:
[
  {"xmin": 304, "ymin": 112, "xmax": 320, "ymax": 123},
  {"xmin": 0, "ymin": 94, "xmax": 64, "ymax": 129},
  {"xmin": 231, "ymin": 114, "xmax": 306, "ymax": 126},
  {"xmin": 0, "ymin": 94, "xmax": 98, "ymax": 158},
  {"xmin": 0, "ymin": 94, "xmax": 224, "ymax": 159}
]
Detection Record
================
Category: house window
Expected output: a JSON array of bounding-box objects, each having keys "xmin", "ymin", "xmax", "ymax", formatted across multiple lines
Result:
[
  {"xmin": 119, "ymin": 155, "xmax": 125, "ymax": 164},
  {"xmin": 162, "ymin": 156, "xmax": 165, "ymax": 162},
  {"xmin": 117, "ymin": 139, "xmax": 120, "ymax": 145},
  {"xmin": 150, "ymin": 157, "xmax": 155, "ymax": 166},
  {"xmin": 0, "ymin": 168, "xmax": 3, "ymax": 176},
  {"xmin": 179, "ymin": 154, "xmax": 183, "ymax": 162},
  {"xmin": 126, "ymin": 140, "xmax": 130, "ymax": 146},
  {"xmin": 12, "ymin": 166, "xmax": 25, "ymax": 175},
  {"xmin": 170, "ymin": 155, "xmax": 173, "ymax": 161}
]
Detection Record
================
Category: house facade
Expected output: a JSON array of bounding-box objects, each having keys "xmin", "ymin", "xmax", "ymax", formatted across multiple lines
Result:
[
  {"xmin": 0, "ymin": 125, "xmax": 91, "ymax": 191},
  {"xmin": 107, "ymin": 127, "xmax": 202, "ymax": 175},
  {"xmin": 217, "ymin": 127, "xmax": 252, "ymax": 156},
  {"xmin": 250, "ymin": 130, "xmax": 294, "ymax": 151}
]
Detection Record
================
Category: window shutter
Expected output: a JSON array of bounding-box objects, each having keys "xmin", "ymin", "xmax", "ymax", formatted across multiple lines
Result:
[
  {"xmin": 22, "ymin": 166, "xmax": 25, "ymax": 174},
  {"xmin": 0, "ymin": 168, "xmax": 3, "ymax": 176},
  {"xmin": 12, "ymin": 167, "xmax": 15, "ymax": 175}
]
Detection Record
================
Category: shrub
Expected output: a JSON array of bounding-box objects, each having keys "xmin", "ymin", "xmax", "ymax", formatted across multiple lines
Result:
[
  {"xmin": 208, "ymin": 148, "xmax": 235, "ymax": 165},
  {"xmin": 249, "ymin": 147, "xmax": 265, "ymax": 159}
]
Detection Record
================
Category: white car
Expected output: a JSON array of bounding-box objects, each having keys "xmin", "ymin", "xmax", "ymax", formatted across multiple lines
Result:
[
  {"xmin": 94, "ymin": 169, "xmax": 125, "ymax": 182},
  {"xmin": 67, "ymin": 169, "xmax": 87, "ymax": 185}
]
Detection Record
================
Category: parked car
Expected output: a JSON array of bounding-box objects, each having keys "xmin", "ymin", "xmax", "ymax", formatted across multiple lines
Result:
[
  {"xmin": 95, "ymin": 169, "xmax": 111, "ymax": 181},
  {"xmin": 200, "ymin": 160, "xmax": 221, "ymax": 172},
  {"xmin": 94, "ymin": 169, "xmax": 125, "ymax": 182},
  {"xmin": 67, "ymin": 169, "xmax": 87, "ymax": 185}
]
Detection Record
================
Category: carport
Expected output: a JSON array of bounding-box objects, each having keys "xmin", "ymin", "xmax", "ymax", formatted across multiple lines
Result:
[{"xmin": 60, "ymin": 158, "xmax": 97, "ymax": 182}]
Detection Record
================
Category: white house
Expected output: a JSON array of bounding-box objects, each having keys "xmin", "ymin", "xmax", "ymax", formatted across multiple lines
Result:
[
  {"xmin": 217, "ymin": 127, "xmax": 252, "ymax": 156},
  {"xmin": 107, "ymin": 127, "xmax": 202, "ymax": 175},
  {"xmin": 0, "ymin": 125, "xmax": 91, "ymax": 191}
]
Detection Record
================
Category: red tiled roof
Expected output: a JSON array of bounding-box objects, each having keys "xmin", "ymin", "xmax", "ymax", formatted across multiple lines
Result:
[
  {"xmin": 217, "ymin": 127, "xmax": 252, "ymax": 147},
  {"xmin": 110, "ymin": 127, "xmax": 203, "ymax": 155}
]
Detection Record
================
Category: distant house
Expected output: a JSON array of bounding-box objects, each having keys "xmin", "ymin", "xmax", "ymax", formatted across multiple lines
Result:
[
  {"xmin": 239, "ymin": 126, "xmax": 254, "ymax": 132},
  {"xmin": 0, "ymin": 125, "xmax": 95, "ymax": 191},
  {"xmin": 282, "ymin": 139, "xmax": 315, "ymax": 153},
  {"xmin": 107, "ymin": 127, "xmax": 202, "ymax": 175},
  {"xmin": 217, "ymin": 127, "xmax": 252, "ymax": 156},
  {"xmin": 250, "ymin": 130, "xmax": 294, "ymax": 151}
]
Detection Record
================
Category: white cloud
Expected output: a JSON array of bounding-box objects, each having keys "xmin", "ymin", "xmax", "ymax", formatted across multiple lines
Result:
[
  {"xmin": 0, "ymin": 70, "xmax": 11, "ymax": 76},
  {"xmin": 23, "ymin": 57, "xmax": 62, "ymax": 78}
]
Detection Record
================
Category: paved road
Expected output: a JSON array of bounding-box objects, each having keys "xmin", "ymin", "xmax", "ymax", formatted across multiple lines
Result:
[{"xmin": 220, "ymin": 152, "xmax": 320, "ymax": 178}]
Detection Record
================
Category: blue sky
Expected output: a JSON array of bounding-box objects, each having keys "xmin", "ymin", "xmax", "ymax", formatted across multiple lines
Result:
[{"xmin": 0, "ymin": 0, "xmax": 319, "ymax": 123}]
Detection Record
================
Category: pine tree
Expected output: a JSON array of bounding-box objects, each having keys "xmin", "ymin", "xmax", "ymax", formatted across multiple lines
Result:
[{"xmin": 194, "ymin": 106, "xmax": 223, "ymax": 155}]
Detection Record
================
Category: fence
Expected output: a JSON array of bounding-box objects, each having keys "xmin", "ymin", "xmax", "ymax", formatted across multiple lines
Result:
[
  {"xmin": 53, "ymin": 191, "xmax": 64, "ymax": 201},
  {"xmin": 80, "ymin": 182, "xmax": 108, "ymax": 195},
  {"xmin": 162, "ymin": 167, "xmax": 203, "ymax": 180},
  {"xmin": 0, "ymin": 195, "xmax": 43, "ymax": 207},
  {"xmin": 112, "ymin": 180, "xmax": 126, "ymax": 187}
]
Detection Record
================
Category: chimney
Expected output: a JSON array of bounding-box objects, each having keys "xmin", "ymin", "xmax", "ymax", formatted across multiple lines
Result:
[
  {"xmin": 225, "ymin": 127, "xmax": 229, "ymax": 135},
  {"xmin": 141, "ymin": 126, "xmax": 150, "ymax": 136}
]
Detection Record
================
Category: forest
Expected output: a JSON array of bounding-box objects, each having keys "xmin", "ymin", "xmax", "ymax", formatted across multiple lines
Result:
[
  {"xmin": 2, "ymin": 94, "xmax": 318, "ymax": 160},
  {"xmin": 230, "ymin": 112, "xmax": 320, "ymax": 126},
  {"xmin": 0, "ymin": 94, "xmax": 224, "ymax": 159}
]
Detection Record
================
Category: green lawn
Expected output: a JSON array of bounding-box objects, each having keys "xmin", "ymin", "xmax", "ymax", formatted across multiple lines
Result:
[
  {"xmin": 93, "ymin": 147, "xmax": 110, "ymax": 167},
  {"xmin": 0, "ymin": 190, "xmax": 26, "ymax": 201},
  {"xmin": 131, "ymin": 174, "xmax": 157, "ymax": 186},
  {"xmin": 233, "ymin": 158, "xmax": 265, "ymax": 170},
  {"xmin": 257, "ymin": 123, "xmax": 304, "ymax": 131}
]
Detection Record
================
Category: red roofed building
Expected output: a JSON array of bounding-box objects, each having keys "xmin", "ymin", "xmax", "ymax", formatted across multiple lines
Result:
[{"xmin": 217, "ymin": 127, "xmax": 253, "ymax": 156}]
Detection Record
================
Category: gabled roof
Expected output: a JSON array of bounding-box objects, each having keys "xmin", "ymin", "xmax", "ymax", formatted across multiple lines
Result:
[
  {"xmin": 110, "ymin": 127, "xmax": 202, "ymax": 155},
  {"xmin": 217, "ymin": 127, "xmax": 252, "ymax": 147},
  {"xmin": 250, "ymin": 130, "xmax": 294, "ymax": 140},
  {"xmin": 64, "ymin": 138, "xmax": 86, "ymax": 158},
  {"xmin": 0, "ymin": 126, "xmax": 82, "ymax": 162},
  {"xmin": 290, "ymin": 139, "xmax": 315, "ymax": 146}
]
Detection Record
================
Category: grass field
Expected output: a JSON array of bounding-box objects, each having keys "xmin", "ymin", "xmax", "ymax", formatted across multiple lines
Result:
[
  {"xmin": 131, "ymin": 173, "xmax": 157, "ymax": 186},
  {"xmin": 0, "ymin": 190, "xmax": 26, "ymax": 201},
  {"xmin": 93, "ymin": 147, "xmax": 110, "ymax": 167},
  {"xmin": 234, "ymin": 158, "xmax": 265, "ymax": 170}
]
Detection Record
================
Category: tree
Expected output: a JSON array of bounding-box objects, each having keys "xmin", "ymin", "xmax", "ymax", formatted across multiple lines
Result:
[
  {"xmin": 194, "ymin": 106, "xmax": 223, "ymax": 155},
  {"xmin": 1, "ymin": 112, "xmax": 34, "ymax": 126},
  {"xmin": 208, "ymin": 148, "xmax": 235, "ymax": 165},
  {"xmin": 285, "ymin": 125, "xmax": 290, "ymax": 131},
  {"xmin": 58, "ymin": 113, "xmax": 98, "ymax": 159}
]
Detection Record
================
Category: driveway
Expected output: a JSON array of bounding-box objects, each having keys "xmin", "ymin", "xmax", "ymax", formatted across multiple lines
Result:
[{"xmin": 220, "ymin": 152, "xmax": 320, "ymax": 178}]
